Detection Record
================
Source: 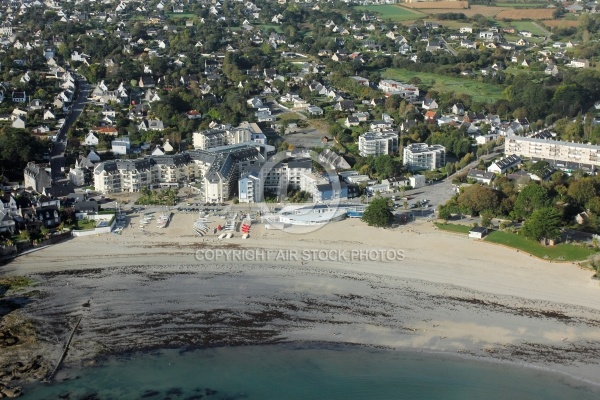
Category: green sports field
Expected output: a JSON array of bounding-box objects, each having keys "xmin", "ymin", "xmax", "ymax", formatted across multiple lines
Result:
[
  {"xmin": 382, "ymin": 68, "xmax": 506, "ymax": 103},
  {"xmin": 353, "ymin": 5, "xmax": 426, "ymax": 22}
]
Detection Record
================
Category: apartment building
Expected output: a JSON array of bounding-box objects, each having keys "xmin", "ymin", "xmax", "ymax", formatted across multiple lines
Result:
[
  {"xmin": 238, "ymin": 171, "xmax": 261, "ymax": 203},
  {"xmin": 193, "ymin": 122, "xmax": 266, "ymax": 150},
  {"xmin": 505, "ymin": 134, "xmax": 600, "ymax": 172},
  {"xmin": 259, "ymin": 158, "xmax": 313, "ymax": 196},
  {"xmin": 403, "ymin": 143, "xmax": 446, "ymax": 171},
  {"xmin": 93, "ymin": 144, "xmax": 266, "ymax": 202},
  {"xmin": 358, "ymin": 131, "xmax": 399, "ymax": 157}
]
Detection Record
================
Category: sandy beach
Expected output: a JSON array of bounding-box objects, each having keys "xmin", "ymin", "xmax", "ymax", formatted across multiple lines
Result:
[{"xmin": 2, "ymin": 210, "xmax": 600, "ymax": 392}]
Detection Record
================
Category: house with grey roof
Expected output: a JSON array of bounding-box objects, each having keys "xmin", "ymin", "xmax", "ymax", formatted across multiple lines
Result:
[
  {"xmin": 487, "ymin": 155, "xmax": 522, "ymax": 174},
  {"xmin": 24, "ymin": 162, "xmax": 52, "ymax": 193}
]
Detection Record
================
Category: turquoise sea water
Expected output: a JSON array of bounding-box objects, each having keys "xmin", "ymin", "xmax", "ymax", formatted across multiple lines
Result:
[{"xmin": 21, "ymin": 344, "xmax": 600, "ymax": 400}]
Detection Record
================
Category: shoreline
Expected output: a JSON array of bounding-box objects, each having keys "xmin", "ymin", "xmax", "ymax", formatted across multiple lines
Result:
[
  {"xmin": 2, "ymin": 213, "xmax": 600, "ymax": 393},
  {"xmin": 41, "ymin": 340, "xmax": 600, "ymax": 396}
]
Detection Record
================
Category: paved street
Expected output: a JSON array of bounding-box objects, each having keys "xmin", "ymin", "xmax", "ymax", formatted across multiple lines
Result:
[{"xmin": 50, "ymin": 74, "xmax": 91, "ymax": 182}]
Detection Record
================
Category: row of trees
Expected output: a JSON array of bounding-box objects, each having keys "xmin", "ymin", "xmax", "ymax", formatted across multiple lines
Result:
[{"xmin": 439, "ymin": 171, "xmax": 600, "ymax": 241}]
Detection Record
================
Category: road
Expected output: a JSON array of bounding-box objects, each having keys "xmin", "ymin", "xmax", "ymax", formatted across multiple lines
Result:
[
  {"xmin": 380, "ymin": 147, "xmax": 503, "ymax": 216},
  {"xmin": 440, "ymin": 37, "xmax": 457, "ymax": 57},
  {"xmin": 271, "ymin": 100, "xmax": 307, "ymax": 120},
  {"xmin": 531, "ymin": 21, "xmax": 552, "ymax": 45},
  {"xmin": 50, "ymin": 74, "xmax": 92, "ymax": 182}
]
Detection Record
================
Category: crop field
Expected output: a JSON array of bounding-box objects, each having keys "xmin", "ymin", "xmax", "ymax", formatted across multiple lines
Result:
[
  {"xmin": 543, "ymin": 19, "xmax": 580, "ymax": 29},
  {"xmin": 496, "ymin": 2, "xmax": 548, "ymax": 7},
  {"xmin": 354, "ymin": 5, "xmax": 426, "ymax": 21},
  {"xmin": 404, "ymin": 4, "xmax": 552, "ymax": 20},
  {"xmin": 496, "ymin": 8, "xmax": 554, "ymax": 20},
  {"xmin": 405, "ymin": 5, "xmax": 504, "ymax": 18},
  {"xmin": 403, "ymin": 1, "xmax": 469, "ymax": 9},
  {"xmin": 382, "ymin": 68, "xmax": 506, "ymax": 103}
]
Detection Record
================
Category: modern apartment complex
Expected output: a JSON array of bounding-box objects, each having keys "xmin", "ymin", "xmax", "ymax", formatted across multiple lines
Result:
[
  {"xmin": 238, "ymin": 157, "xmax": 353, "ymax": 203},
  {"xmin": 505, "ymin": 134, "xmax": 600, "ymax": 172},
  {"xmin": 193, "ymin": 122, "xmax": 266, "ymax": 150},
  {"xmin": 93, "ymin": 144, "xmax": 267, "ymax": 202},
  {"xmin": 358, "ymin": 131, "xmax": 399, "ymax": 157},
  {"xmin": 239, "ymin": 158, "xmax": 312, "ymax": 202},
  {"xmin": 403, "ymin": 143, "xmax": 446, "ymax": 171}
]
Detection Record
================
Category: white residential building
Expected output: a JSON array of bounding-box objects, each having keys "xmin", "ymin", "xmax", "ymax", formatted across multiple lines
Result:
[
  {"xmin": 505, "ymin": 134, "xmax": 600, "ymax": 172},
  {"xmin": 403, "ymin": 143, "xmax": 446, "ymax": 171},
  {"xmin": 111, "ymin": 137, "xmax": 131, "ymax": 155},
  {"xmin": 93, "ymin": 144, "xmax": 266, "ymax": 203},
  {"xmin": 84, "ymin": 132, "xmax": 99, "ymax": 146},
  {"xmin": 487, "ymin": 154, "xmax": 522, "ymax": 174},
  {"xmin": 193, "ymin": 127, "xmax": 250, "ymax": 150},
  {"xmin": 238, "ymin": 171, "xmax": 261, "ymax": 203},
  {"xmin": 358, "ymin": 131, "xmax": 399, "ymax": 157}
]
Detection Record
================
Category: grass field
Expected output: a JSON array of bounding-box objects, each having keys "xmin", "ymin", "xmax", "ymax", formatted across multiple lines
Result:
[
  {"xmin": 382, "ymin": 68, "xmax": 506, "ymax": 103},
  {"xmin": 508, "ymin": 21, "xmax": 549, "ymax": 35},
  {"xmin": 165, "ymin": 13, "xmax": 196, "ymax": 19},
  {"xmin": 434, "ymin": 223, "xmax": 472, "ymax": 234},
  {"xmin": 405, "ymin": 4, "xmax": 499, "ymax": 17},
  {"xmin": 258, "ymin": 24, "xmax": 283, "ymax": 33},
  {"xmin": 404, "ymin": 1, "xmax": 468, "ymax": 9},
  {"xmin": 485, "ymin": 231, "xmax": 597, "ymax": 261},
  {"xmin": 354, "ymin": 5, "xmax": 426, "ymax": 21}
]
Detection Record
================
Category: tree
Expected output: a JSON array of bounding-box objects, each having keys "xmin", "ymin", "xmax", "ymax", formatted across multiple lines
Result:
[
  {"xmin": 456, "ymin": 185, "xmax": 502, "ymax": 216},
  {"xmin": 445, "ymin": 162, "xmax": 456, "ymax": 177},
  {"xmin": 567, "ymin": 177, "xmax": 597, "ymax": 207},
  {"xmin": 586, "ymin": 196, "xmax": 600, "ymax": 215},
  {"xmin": 512, "ymin": 183, "xmax": 551, "ymax": 220},
  {"xmin": 438, "ymin": 205, "xmax": 451, "ymax": 221},
  {"xmin": 521, "ymin": 207, "xmax": 562, "ymax": 242},
  {"xmin": 480, "ymin": 209, "xmax": 494, "ymax": 228},
  {"xmin": 362, "ymin": 197, "xmax": 394, "ymax": 227}
]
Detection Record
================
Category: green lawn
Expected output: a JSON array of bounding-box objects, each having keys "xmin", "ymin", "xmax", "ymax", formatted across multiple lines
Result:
[
  {"xmin": 382, "ymin": 68, "xmax": 506, "ymax": 103},
  {"xmin": 485, "ymin": 231, "xmax": 596, "ymax": 261},
  {"xmin": 258, "ymin": 24, "xmax": 283, "ymax": 33},
  {"xmin": 353, "ymin": 5, "xmax": 426, "ymax": 22},
  {"xmin": 435, "ymin": 222, "xmax": 472, "ymax": 234},
  {"xmin": 75, "ymin": 219, "xmax": 97, "ymax": 231},
  {"xmin": 508, "ymin": 21, "xmax": 548, "ymax": 36}
]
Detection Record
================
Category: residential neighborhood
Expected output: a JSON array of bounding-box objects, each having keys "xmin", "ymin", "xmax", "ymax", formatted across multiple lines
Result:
[
  {"xmin": 0, "ymin": 0, "xmax": 599, "ymax": 247},
  {"xmin": 3, "ymin": 1, "xmax": 600, "ymax": 397}
]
